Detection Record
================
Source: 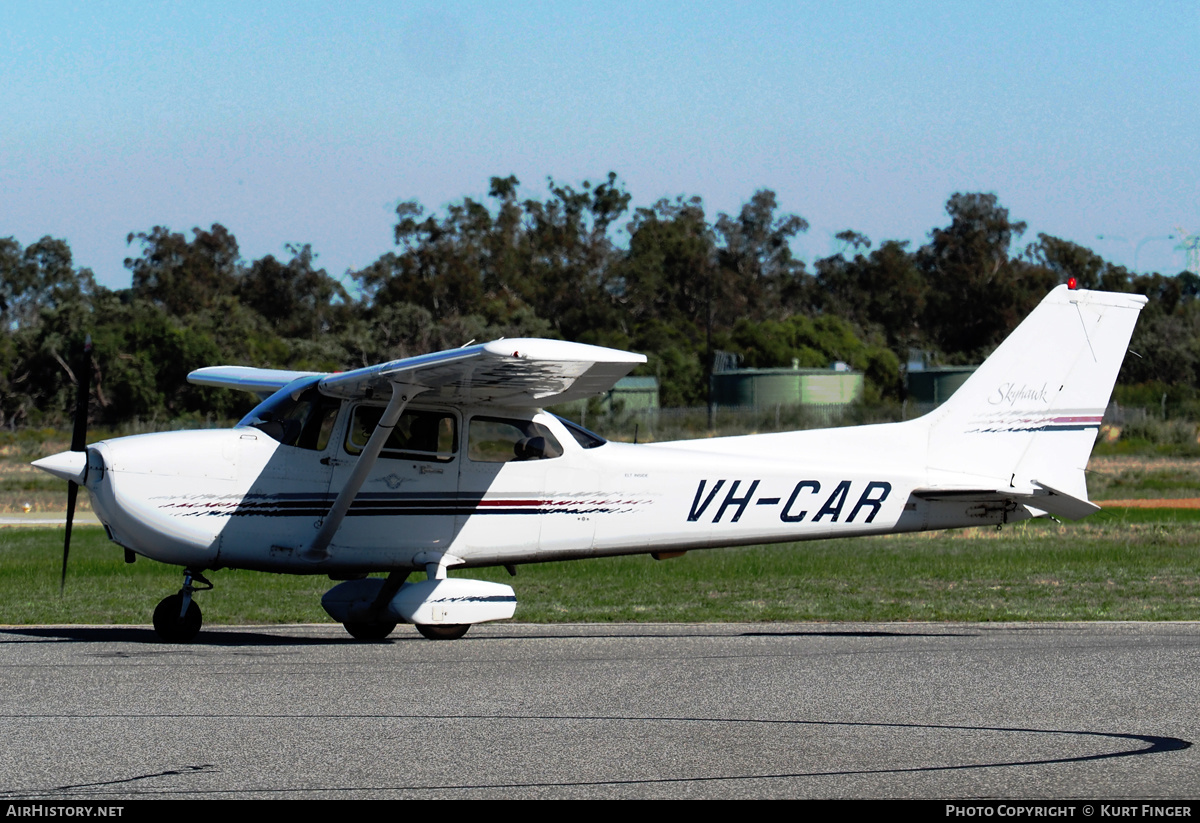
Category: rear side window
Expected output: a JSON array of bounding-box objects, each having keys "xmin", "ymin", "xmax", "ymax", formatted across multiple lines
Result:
[
  {"xmin": 346, "ymin": 406, "xmax": 457, "ymax": 462},
  {"xmin": 553, "ymin": 414, "xmax": 607, "ymax": 449},
  {"xmin": 468, "ymin": 417, "xmax": 564, "ymax": 463}
]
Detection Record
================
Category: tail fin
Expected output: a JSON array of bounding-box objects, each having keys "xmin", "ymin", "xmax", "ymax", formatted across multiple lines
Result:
[{"xmin": 923, "ymin": 286, "xmax": 1146, "ymax": 503}]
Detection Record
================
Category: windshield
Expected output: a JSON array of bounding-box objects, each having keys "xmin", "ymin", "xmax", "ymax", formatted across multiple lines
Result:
[{"xmin": 237, "ymin": 377, "xmax": 340, "ymax": 450}]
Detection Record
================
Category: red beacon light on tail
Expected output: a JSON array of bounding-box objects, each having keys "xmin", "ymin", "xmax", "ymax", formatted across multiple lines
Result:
[{"xmin": 1067, "ymin": 277, "xmax": 1078, "ymax": 290}]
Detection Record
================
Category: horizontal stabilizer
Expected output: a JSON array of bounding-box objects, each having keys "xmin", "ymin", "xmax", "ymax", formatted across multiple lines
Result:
[
  {"xmin": 913, "ymin": 481, "xmax": 1100, "ymax": 521},
  {"xmin": 1023, "ymin": 481, "xmax": 1102, "ymax": 520}
]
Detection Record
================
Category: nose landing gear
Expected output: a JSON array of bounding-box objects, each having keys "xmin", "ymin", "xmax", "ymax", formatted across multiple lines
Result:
[{"xmin": 153, "ymin": 570, "xmax": 211, "ymax": 643}]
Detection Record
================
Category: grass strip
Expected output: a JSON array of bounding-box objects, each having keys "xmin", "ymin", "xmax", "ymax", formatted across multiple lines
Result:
[{"xmin": 2, "ymin": 507, "xmax": 1198, "ymax": 626}]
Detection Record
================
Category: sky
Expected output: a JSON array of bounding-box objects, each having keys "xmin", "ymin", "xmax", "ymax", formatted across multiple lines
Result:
[{"xmin": 2, "ymin": 1, "xmax": 1197, "ymax": 292}]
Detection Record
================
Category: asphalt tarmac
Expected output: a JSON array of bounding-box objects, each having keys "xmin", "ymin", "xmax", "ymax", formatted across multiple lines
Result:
[{"xmin": 0, "ymin": 622, "xmax": 1196, "ymax": 799}]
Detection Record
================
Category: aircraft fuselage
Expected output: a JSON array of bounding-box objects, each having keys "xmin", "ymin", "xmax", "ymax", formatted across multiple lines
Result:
[{"xmin": 80, "ymin": 402, "xmax": 1019, "ymax": 575}]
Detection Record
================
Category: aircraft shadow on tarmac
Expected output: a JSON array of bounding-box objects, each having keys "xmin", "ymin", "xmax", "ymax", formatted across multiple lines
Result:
[
  {"xmin": 0, "ymin": 712, "xmax": 1186, "ymax": 797},
  {"xmin": 0, "ymin": 626, "xmax": 339, "ymax": 647},
  {"xmin": 0, "ymin": 624, "xmax": 977, "ymax": 647},
  {"xmin": 0, "ymin": 627, "xmax": 1192, "ymax": 795}
]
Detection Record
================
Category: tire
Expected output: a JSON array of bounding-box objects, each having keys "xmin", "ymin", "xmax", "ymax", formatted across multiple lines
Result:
[
  {"xmin": 343, "ymin": 621, "xmax": 397, "ymax": 641},
  {"xmin": 416, "ymin": 623, "xmax": 470, "ymax": 641},
  {"xmin": 153, "ymin": 594, "xmax": 202, "ymax": 643}
]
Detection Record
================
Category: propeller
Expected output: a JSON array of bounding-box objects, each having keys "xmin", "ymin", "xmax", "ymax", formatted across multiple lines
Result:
[{"xmin": 61, "ymin": 335, "xmax": 92, "ymax": 593}]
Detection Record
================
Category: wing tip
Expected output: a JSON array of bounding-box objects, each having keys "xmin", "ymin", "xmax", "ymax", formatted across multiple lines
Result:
[{"xmin": 481, "ymin": 338, "xmax": 646, "ymax": 364}]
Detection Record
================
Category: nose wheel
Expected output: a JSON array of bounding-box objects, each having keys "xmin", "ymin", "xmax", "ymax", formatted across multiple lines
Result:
[{"xmin": 153, "ymin": 570, "xmax": 211, "ymax": 643}]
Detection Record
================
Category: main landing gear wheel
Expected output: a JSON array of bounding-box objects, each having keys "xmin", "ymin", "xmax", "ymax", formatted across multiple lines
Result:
[
  {"xmin": 153, "ymin": 594, "xmax": 202, "ymax": 643},
  {"xmin": 343, "ymin": 621, "xmax": 397, "ymax": 641},
  {"xmin": 416, "ymin": 623, "xmax": 470, "ymax": 641}
]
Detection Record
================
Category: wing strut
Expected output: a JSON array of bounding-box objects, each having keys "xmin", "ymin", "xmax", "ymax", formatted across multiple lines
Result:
[{"xmin": 303, "ymin": 383, "xmax": 425, "ymax": 561}]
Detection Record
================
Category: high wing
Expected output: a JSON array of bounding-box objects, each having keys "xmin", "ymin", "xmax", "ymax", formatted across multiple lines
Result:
[
  {"xmin": 188, "ymin": 338, "xmax": 647, "ymax": 406},
  {"xmin": 187, "ymin": 366, "xmax": 323, "ymax": 397}
]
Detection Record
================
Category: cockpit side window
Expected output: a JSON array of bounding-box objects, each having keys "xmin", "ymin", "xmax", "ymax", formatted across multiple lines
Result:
[
  {"xmin": 468, "ymin": 416, "xmax": 564, "ymax": 463},
  {"xmin": 237, "ymin": 381, "xmax": 340, "ymax": 451},
  {"xmin": 345, "ymin": 406, "xmax": 457, "ymax": 463}
]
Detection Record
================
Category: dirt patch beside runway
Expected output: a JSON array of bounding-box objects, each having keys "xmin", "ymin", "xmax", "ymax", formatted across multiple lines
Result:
[{"xmin": 1096, "ymin": 498, "xmax": 1200, "ymax": 508}]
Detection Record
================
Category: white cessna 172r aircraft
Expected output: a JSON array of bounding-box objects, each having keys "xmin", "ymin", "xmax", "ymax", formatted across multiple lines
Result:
[{"xmin": 33, "ymin": 284, "xmax": 1145, "ymax": 642}]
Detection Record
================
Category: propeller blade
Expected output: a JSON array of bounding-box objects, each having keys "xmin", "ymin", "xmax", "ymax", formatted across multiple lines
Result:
[
  {"xmin": 70, "ymin": 336, "xmax": 92, "ymax": 452},
  {"xmin": 62, "ymin": 482, "xmax": 77, "ymax": 594},
  {"xmin": 60, "ymin": 335, "xmax": 92, "ymax": 594}
]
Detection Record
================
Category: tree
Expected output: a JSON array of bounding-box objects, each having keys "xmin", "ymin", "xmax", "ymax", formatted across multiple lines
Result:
[
  {"xmin": 714, "ymin": 190, "xmax": 809, "ymax": 323},
  {"xmin": 238, "ymin": 244, "xmax": 349, "ymax": 338},
  {"xmin": 526, "ymin": 174, "xmax": 630, "ymax": 337},
  {"xmin": 919, "ymin": 193, "xmax": 1054, "ymax": 358},
  {"xmin": 126, "ymin": 224, "xmax": 241, "ymax": 316},
  {"xmin": 1032, "ymin": 234, "xmax": 1130, "ymax": 292},
  {"xmin": 358, "ymin": 174, "xmax": 631, "ymax": 343},
  {"xmin": 719, "ymin": 313, "xmax": 902, "ymax": 400},
  {"xmin": 0, "ymin": 236, "xmax": 94, "ymax": 330},
  {"xmin": 814, "ymin": 238, "xmax": 925, "ymax": 351},
  {"xmin": 0, "ymin": 237, "xmax": 98, "ymax": 428},
  {"xmin": 619, "ymin": 195, "xmax": 716, "ymax": 334}
]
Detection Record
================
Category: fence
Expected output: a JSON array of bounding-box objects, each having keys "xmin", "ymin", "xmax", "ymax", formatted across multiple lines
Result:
[
  {"xmin": 564, "ymin": 401, "xmax": 1188, "ymax": 446},
  {"xmin": 568, "ymin": 402, "xmax": 899, "ymax": 443}
]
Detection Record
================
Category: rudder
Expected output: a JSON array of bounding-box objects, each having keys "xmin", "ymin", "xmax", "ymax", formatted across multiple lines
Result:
[{"xmin": 922, "ymin": 285, "xmax": 1147, "ymax": 502}]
